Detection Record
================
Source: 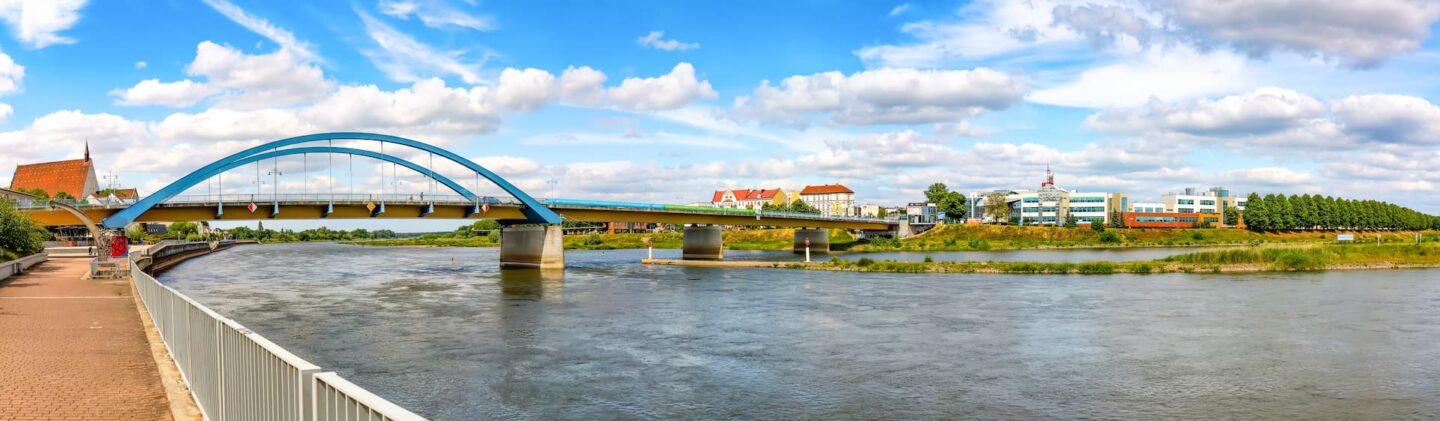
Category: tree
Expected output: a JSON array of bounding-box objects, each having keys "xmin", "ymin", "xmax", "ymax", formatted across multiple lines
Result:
[
  {"xmin": 0, "ymin": 198, "xmax": 47, "ymax": 258},
  {"xmin": 52, "ymin": 192, "xmax": 76, "ymax": 202},
  {"xmin": 937, "ymin": 191, "xmax": 967, "ymax": 222},
  {"xmin": 1245, "ymin": 193, "xmax": 1268, "ymax": 231},
  {"xmin": 984, "ymin": 192, "xmax": 1011, "ymax": 224},
  {"xmin": 1224, "ymin": 207, "xmax": 1241, "ymax": 226},
  {"xmin": 924, "ymin": 183, "xmax": 949, "ymax": 204},
  {"xmin": 1091, "ymin": 219, "xmax": 1106, "ymax": 232},
  {"xmin": 168, "ymin": 221, "xmax": 199, "ymax": 239},
  {"xmin": 1064, "ymin": 213, "xmax": 1079, "ymax": 227},
  {"xmin": 1110, "ymin": 210, "xmax": 1127, "ymax": 228}
]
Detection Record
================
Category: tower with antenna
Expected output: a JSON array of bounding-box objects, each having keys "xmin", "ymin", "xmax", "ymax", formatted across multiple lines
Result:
[{"xmin": 1040, "ymin": 162, "xmax": 1055, "ymax": 189}]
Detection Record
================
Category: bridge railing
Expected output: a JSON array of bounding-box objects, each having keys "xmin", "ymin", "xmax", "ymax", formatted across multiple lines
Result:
[
  {"xmin": 164, "ymin": 193, "xmax": 519, "ymax": 205},
  {"xmin": 131, "ymin": 252, "xmax": 426, "ymax": 420}
]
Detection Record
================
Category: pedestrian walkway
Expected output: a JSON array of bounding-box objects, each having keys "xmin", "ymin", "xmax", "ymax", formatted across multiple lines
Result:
[{"xmin": 0, "ymin": 257, "xmax": 170, "ymax": 420}]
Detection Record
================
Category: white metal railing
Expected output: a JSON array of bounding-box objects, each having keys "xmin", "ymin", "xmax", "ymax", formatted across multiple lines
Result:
[
  {"xmin": 164, "ymin": 194, "xmax": 518, "ymax": 205},
  {"xmin": 131, "ymin": 252, "xmax": 425, "ymax": 420},
  {"xmin": 0, "ymin": 252, "xmax": 47, "ymax": 281}
]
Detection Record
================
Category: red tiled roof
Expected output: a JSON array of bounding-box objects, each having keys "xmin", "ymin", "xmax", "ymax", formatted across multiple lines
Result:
[
  {"xmin": 755, "ymin": 188, "xmax": 781, "ymax": 199},
  {"xmin": 10, "ymin": 159, "xmax": 95, "ymax": 198},
  {"xmin": 799, "ymin": 184, "xmax": 853, "ymax": 195},
  {"xmin": 105, "ymin": 188, "xmax": 139, "ymax": 199},
  {"xmin": 714, "ymin": 188, "xmax": 782, "ymax": 202}
]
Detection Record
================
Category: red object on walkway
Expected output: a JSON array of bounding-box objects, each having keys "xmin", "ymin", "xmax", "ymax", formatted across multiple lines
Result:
[{"xmin": 110, "ymin": 235, "xmax": 129, "ymax": 257}]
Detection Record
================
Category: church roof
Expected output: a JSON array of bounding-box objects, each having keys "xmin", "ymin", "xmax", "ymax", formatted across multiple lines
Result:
[{"xmin": 9, "ymin": 158, "xmax": 95, "ymax": 199}]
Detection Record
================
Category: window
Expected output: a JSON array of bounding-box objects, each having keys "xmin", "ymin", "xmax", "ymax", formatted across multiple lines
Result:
[
  {"xmin": 1178, "ymin": 208, "xmax": 1194, "ymax": 213},
  {"xmin": 1200, "ymin": 200, "xmax": 1215, "ymax": 206},
  {"xmin": 1136, "ymin": 216, "xmax": 1198, "ymax": 223},
  {"xmin": 1177, "ymin": 199, "xmax": 1195, "ymax": 205},
  {"xmin": 1023, "ymin": 197, "xmax": 1039, "ymax": 203},
  {"xmin": 1070, "ymin": 196, "xmax": 1105, "ymax": 203},
  {"xmin": 1069, "ymin": 206, "xmax": 1105, "ymax": 213}
]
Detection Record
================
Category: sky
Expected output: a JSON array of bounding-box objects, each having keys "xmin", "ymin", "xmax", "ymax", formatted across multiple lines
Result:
[{"xmin": 0, "ymin": 0, "xmax": 1438, "ymax": 231}]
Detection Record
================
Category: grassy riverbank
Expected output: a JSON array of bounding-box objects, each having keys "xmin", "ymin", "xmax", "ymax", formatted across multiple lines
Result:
[
  {"xmin": 349, "ymin": 228, "xmax": 857, "ymax": 251},
  {"xmin": 793, "ymin": 243, "xmax": 1440, "ymax": 274},
  {"xmin": 850, "ymin": 224, "xmax": 1440, "ymax": 252}
]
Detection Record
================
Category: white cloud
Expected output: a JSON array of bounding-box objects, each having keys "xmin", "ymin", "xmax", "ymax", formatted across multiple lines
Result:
[
  {"xmin": 557, "ymin": 66, "xmax": 606, "ymax": 106},
  {"xmin": 855, "ymin": 0, "xmax": 1084, "ymax": 67},
  {"xmin": 1161, "ymin": 0, "xmax": 1440, "ymax": 68},
  {"xmin": 1030, "ymin": 45, "xmax": 1252, "ymax": 108},
  {"xmin": 0, "ymin": 49, "xmax": 23, "ymax": 123},
  {"xmin": 110, "ymin": 41, "xmax": 331, "ymax": 109},
  {"xmin": 889, "ymin": 3, "xmax": 912, "ymax": 17},
  {"xmin": 606, "ymin": 62, "xmax": 717, "ymax": 111},
  {"xmin": 1330, "ymin": 94, "xmax": 1440, "ymax": 145},
  {"xmin": 134, "ymin": 61, "xmax": 147, "ymax": 70},
  {"xmin": 735, "ymin": 67, "xmax": 1025, "ymax": 125},
  {"xmin": 636, "ymin": 31, "xmax": 699, "ymax": 51},
  {"xmin": 1085, "ymin": 87, "xmax": 1326, "ymax": 136},
  {"xmin": 110, "ymin": 79, "xmax": 217, "ymax": 107},
  {"xmin": 932, "ymin": 121, "xmax": 987, "ymax": 137},
  {"xmin": 357, "ymin": 10, "xmax": 487, "ymax": 85},
  {"xmin": 379, "ymin": 0, "xmax": 497, "ymax": 31},
  {"xmin": 0, "ymin": 0, "xmax": 86, "ymax": 48},
  {"xmin": 201, "ymin": 0, "xmax": 319, "ymax": 63}
]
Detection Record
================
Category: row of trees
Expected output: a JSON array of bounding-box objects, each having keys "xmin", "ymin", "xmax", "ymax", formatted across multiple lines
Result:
[
  {"xmin": 10, "ymin": 188, "xmax": 76, "ymax": 201},
  {"xmin": 0, "ymin": 198, "xmax": 48, "ymax": 259},
  {"xmin": 1243, "ymin": 193, "xmax": 1440, "ymax": 231}
]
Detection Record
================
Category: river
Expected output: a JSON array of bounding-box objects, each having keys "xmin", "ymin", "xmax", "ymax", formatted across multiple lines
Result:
[{"xmin": 159, "ymin": 243, "xmax": 1440, "ymax": 419}]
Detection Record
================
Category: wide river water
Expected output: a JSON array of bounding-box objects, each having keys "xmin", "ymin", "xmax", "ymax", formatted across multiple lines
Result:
[{"xmin": 159, "ymin": 243, "xmax": 1440, "ymax": 419}]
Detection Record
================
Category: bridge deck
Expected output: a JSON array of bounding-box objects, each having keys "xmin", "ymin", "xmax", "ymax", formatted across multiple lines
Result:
[{"xmin": 22, "ymin": 198, "xmax": 898, "ymax": 230}]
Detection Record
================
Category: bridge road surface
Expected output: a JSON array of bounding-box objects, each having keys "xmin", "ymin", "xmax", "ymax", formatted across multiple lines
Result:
[{"xmin": 0, "ymin": 257, "xmax": 170, "ymax": 420}]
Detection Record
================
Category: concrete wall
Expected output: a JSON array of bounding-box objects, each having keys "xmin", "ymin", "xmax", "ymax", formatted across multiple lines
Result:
[
  {"xmin": 0, "ymin": 253, "xmax": 48, "ymax": 281},
  {"xmin": 500, "ymin": 225, "xmax": 565, "ymax": 269},
  {"xmin": 682, "ymin": 225, "xmax": 724, "ymax": 260}
]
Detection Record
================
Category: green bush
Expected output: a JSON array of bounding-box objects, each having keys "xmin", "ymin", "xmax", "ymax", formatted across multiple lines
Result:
[
  {"xmin": 1076, "ymin": 262, "xmax": 1115, "ymax": 274},
  {"xmin": 923, "ymin": 256, "xmax": 934, "ymax": 263},
  {"xmin": 583, "ymin": 233, "xmax": 603, "ymax": 246},
  {"xmin": 1131, "ymin": 263, "xmax": 1153, "ymax": 274},
  {"xmin": 967, "ymin": 238, "xmax": 991, "ymax": 250},
  {"xmin": 857, "ymin": 257, "xmax": 876, "ymax": 267},
  {"xmin": 1099, "ymin": 231, "xmax": 1121, "ymax": 243}
]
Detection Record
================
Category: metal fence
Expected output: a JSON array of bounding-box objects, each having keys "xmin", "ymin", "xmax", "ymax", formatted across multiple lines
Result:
[{"xmin": 131, "ymin": 252, "xmax": 425, "ymax": 421}]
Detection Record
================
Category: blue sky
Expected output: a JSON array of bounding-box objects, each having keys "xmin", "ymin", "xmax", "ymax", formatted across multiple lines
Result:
[{"xmin": 1, "ymin": 0, "xmax": 1439, "ymax": 231}]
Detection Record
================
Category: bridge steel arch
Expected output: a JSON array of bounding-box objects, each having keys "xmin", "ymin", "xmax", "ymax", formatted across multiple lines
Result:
[{"xmin": 102, "ymin": 133, "xmax": 562, "ymax": 228}]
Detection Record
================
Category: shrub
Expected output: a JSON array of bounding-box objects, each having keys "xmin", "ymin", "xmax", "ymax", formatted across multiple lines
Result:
[
  {"xmin": 583, "ymin": 233, "xmax": 603, "ymax": 246},
  {"xmin": 857, "ymin": 257, "xmax": 876, "ymax": 267},
  {"xmin": 1191, "ymin": 232, "xmax": 1206, "ymax": 241},
  {"xmin": 1131, "ymin": 263, "xmax": 1153, "ymax": 274},
  {"xmin": 1076, "ymin": 262, "xmax": 1115, "ymax": 274},
  {"xmin": 1091, "ymin": 221, "xmax": 1105, "ymax": 232},
  {"xmin": 1099, "ymin": 231, "xmax": 1121, "ymax": 243},
  {"xmin": 923, "ymin": 256, "xmax": 934, "ymax": 263},
  {"xmin": 487, "ymin": 230, "xmax": 500, "ymax": 243},
  {"xmin": 967, "ymin": 238, "xmax": 991, "ymax": 250}
]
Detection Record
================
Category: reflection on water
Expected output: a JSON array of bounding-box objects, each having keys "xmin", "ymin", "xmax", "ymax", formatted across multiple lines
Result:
[{"xmin": 160, "ymin": 243, "xmax": 1440, "ymax": 420}]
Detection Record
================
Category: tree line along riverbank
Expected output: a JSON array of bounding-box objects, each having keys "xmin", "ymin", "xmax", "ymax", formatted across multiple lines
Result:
[{"xmin": 785, "ymin": 243, "xmax": 1440, "ymax": 274}]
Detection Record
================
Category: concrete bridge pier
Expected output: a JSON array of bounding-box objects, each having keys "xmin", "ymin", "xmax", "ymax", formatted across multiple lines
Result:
[
  {"xmin": 682, "ymin": 225, "xmax": 724, "ymax": 260},
  {"xmin": 794, "ymin": 228, "xmax": 830, "ymax": 254},
  {"xmin": 499, "ymin": 225, "xmax": 565, "ymax": 269}
]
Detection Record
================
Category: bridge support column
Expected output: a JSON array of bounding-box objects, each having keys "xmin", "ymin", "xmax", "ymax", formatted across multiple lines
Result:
[
  {"xmin": 682, "ymin": 225, "xmax": 724, "ymax": 260},
  {"xmin": 499, "ymin": 225, "xmax": 565, "ymax": 269},
  {"xmin": 794, "ymin": 228, "xmax": 830, "ymax": 254}
]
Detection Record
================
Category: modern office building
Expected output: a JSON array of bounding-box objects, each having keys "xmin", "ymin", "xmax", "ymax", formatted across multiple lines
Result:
[
  {"xmin": 1162, "ymin": 186, "xmax": 1247, "ymax": 214},
  {"xmin": 1123, "ymin": 212, "xmax": 1222, "ymax": 228},
  {"xmin": 994, "ymin": 167, "xmax": 1128, "ymax": 226}
]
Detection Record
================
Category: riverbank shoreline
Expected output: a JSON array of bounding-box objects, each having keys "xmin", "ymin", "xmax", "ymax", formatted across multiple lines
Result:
[{"xmin": 642, "ymin": 258, "xmax": 1440, "ymax": 274}]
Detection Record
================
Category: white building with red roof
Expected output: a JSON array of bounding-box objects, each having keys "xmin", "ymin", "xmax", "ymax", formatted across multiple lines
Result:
[
  {"xmin": 711, "ymin": 188, "xmax": 788, "ymax": 209},
  {"xmin": 798, "ymin": 184, "xmax": 855, "ymax": 217}
]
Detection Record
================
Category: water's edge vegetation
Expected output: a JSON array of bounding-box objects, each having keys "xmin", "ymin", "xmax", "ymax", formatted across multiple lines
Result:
[{"xmin": 793, "ymin": 243, "xmax": 1440, "ymax": 274}]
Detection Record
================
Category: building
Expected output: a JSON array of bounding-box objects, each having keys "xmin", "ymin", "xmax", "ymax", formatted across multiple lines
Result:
[
  {"xmin": 858, "ymin": 204, "xmax": 883, "ymax": 218},
  {"xmin": 1130, "ymin": 202, "xmax": 1163, "ymax": 213},
  {"xmin": 1162, "ymin": 186, "xmax": 1247, "ymax": 214},
  {"xmin": 1001, "ymin": 166, "xmax": 1128, "ymax": 226},
  {"xmin": 0, "ymin": 187, "xmax": 37, "ymax": 207},
  {"xmin": 906, "ymin": 202, "xmax": 937, "ymax": 224},
  {"xmin": 9, "ymin": 144, "xmax": 99, "ymax": 199},
  {"xmin": 798, "ymin": 184, "xmax": 855, "ymax": 217},
  {"xmin": 711, "ymin": 188, "xmax": 787, "ymax": 210},
  {"xmin": 1123, "ymin": 212, "xmax": 1222, "ymax": 228}
]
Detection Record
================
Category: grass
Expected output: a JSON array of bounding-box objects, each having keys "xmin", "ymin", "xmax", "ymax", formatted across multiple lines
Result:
[
  {"xmin": 802, "ymin": 242, "xmax": 1440, "ymax": 275},
  {"xmin": 846, "ymin": 224, "xmax": 1440, "ymax": 252}
]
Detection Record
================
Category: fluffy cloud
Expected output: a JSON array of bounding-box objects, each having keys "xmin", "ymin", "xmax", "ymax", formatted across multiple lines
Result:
[
  {"xmin": 1085, "ymin": 87, "xmax": 1326, "ymax": 136},
  {"xmin": 735, "ymin": 67, "xmax": 1025, "ymax": 125},
  {"xmin": 111, "ymin": 79, "xmax": 217, "ymax": 107},
  {"xmin": 0, "ymin": 0, "xmax": 86, "ymax": 48},
  {"xmin": 1050, "ymin": 3, "xmax": 1151, "ymax": 48},
  {"xmin": 636, "ymin": 31, "xmax": 699, "ymax": 51},
  {"xmin": 1160, "ymin": 0, "xmax": 1440, "ymax": 68},
  {"xmin": 1330, "ymin": 94, "xmax": 1440, "ymax": 145},
  {"xmin": 1029, "ymin": 45, "xmax": 1252, "ymax": 108},
  {"xmin": 379, "ymin": 0, "xmax": 496, "ymax": 31},
  {"xmin": 606, "ymin": 63, "xmax": 716, "ymax": 111},
  {"xmin": 111, "ymin": 42, "xmax": 332, "ymax": 109},
  {"xmin": 0, "ymin": 50, "xmax": 23, "ymax": 122}
]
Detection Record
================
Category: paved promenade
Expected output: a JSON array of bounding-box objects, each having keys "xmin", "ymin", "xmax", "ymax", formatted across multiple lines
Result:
[{"xmin": 0, "ymin": 258, "xmax": 170, "ymax": 420}]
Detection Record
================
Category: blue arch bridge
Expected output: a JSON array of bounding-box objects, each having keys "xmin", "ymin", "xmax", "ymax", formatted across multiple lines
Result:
[{"xmin": 23, "ymin": 132, "xmax": 904, "ymax": 269}]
